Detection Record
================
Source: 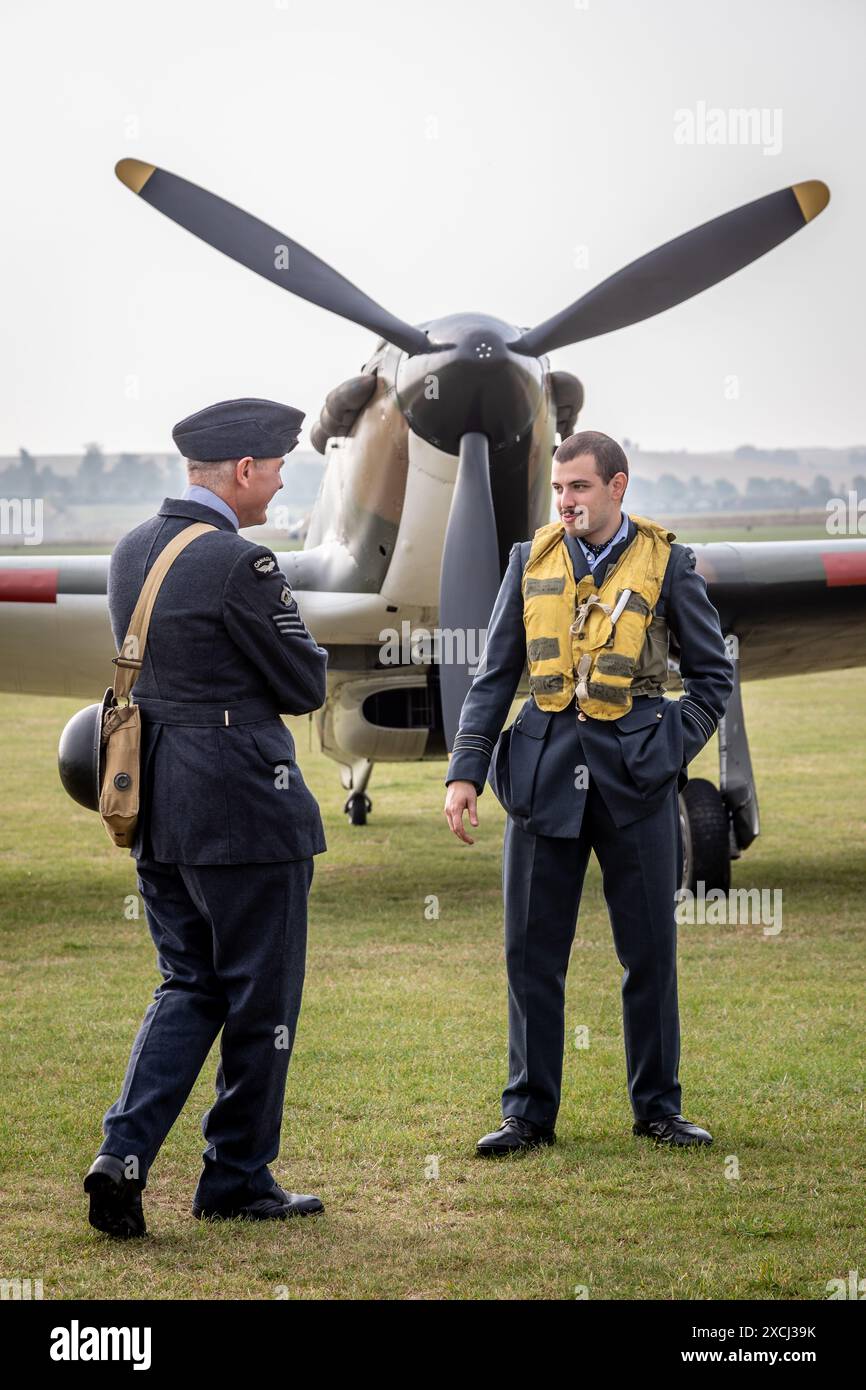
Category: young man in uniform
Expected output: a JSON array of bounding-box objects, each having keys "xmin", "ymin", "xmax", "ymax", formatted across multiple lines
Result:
[{"xmin": 444, "ymin": 431, "xmax": 733, "ymax": 1155}]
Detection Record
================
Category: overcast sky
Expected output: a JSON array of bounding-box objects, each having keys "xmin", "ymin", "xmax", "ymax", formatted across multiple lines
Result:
[{"xmin": 2, "ymin": 0, "xmax": 862, "ymax": 456}]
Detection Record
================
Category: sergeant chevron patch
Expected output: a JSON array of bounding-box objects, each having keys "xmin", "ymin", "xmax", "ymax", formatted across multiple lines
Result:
[{"xmin": 271, "ymin": 611, "xmax": 306, "ymax": 636}]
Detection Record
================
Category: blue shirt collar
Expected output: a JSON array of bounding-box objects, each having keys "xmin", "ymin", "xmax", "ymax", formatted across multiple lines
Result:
[
  {"xmin": 182, "ymin": 484, "xmax": 240, "ymax": 531},
  {"xmin": 574, "ymin": 510, "xmax": 629, "ymax": 568}
]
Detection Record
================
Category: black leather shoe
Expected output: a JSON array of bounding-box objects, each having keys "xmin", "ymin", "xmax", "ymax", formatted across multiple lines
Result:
[
  {"xmin": 632, "ymin": 1113, "xmax": 713, "ymax": 1146},
  {"xmin": 84, "ymin": 1154, "xmax": 146, "ymax": 1239},
  {"xmin": 476, "ymin": 1116, "xmax": 556, "ymax": 1157},
  {"xmin": 192, "ymin": 1183, "xmax": 324, "ymax": 1222}
]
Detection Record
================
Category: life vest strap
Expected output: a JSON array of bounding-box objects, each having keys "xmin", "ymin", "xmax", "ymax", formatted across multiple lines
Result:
[{"xmin": 570, "ymin": 591, "xmax": 614, "ymax": 638}]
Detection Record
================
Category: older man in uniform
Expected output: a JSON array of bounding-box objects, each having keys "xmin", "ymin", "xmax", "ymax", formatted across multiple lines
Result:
[
  {"xmin": 444, "ymin": 430, "xmax": 734, "ymax": 1156},
  {"xmin": 84, "ymin": 398, "xmax": 328, "ymax": 1237}
]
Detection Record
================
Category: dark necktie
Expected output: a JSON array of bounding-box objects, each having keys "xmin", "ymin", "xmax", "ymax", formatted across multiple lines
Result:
[{"xmin": 583, "ymin": 536, "xmax": 614, "ymax": 563}]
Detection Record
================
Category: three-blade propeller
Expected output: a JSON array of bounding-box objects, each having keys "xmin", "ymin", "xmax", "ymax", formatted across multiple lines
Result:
[
  {"xmin": 115, "ymin": 159, "xmax": 429, "ymax": 356},
  {"xmin": 509, "ymin": 181, "xmax": 829, "ymax": 356},
  {"xmin": 115, "ymin": 159, "xmax": 830, "ymax": 751}
]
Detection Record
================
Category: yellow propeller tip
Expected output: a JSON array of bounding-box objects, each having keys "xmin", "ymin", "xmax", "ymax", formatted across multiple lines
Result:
[
  {"xmin": 115, "ymin": 158, "xmax": 156, "ymax": 194},
  {"xmin": 793, "ymin": 179, "xmax": 830, "ymax": 223}
]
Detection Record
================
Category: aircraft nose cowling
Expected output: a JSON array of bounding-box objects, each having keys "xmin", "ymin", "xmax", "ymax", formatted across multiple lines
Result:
[{"xmin": 394, "ymin": 315, "xmax": 544, "ymax": 455}]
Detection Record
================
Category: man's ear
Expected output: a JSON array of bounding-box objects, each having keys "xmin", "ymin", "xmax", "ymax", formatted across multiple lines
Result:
[{"xmin": 235, "ymin": 456, "xmax": 256, "ymax": 485}]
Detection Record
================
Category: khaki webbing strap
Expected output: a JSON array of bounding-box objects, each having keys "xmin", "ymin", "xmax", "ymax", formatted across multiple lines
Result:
[{"xmin": 113, "ymin": 522, "xmax": 218, "ymax": 702}]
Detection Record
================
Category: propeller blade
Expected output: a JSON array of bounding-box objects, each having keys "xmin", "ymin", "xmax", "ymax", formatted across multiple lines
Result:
[
  {"xmin": 439, "ymin": 433, "xmax": 502, "ymax": 752},
  {"xmin": 510, "ymin": 180, "xmax": 830, "ymax": 357},
  {"xmin": 115, "ymin": 158, "xmax": 430, "ymax": 356}
]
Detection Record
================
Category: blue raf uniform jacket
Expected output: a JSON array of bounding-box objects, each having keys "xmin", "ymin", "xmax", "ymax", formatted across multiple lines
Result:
[
  {"xmin": 107, "ymin": 497, "xmax": 328, "ymax": 864},
  {"xmin": 445, "ymin": 519, "xmax": 734, "ymax": 834}
]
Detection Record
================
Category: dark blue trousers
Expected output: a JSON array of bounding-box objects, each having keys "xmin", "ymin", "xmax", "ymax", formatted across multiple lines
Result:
[
  {"xmin": 97, "ymin": 856, "xmax": 313, "ymax": 1208},
  {"xmin": 501, "ymin": 778, "xmax": 683, "ymax": 1127}
]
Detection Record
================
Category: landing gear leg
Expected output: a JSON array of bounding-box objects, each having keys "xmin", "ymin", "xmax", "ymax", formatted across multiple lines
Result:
[
  {"xmin": 677, "ymin": 634, "xmax": 759, "ymax": 894},
  {"xmin": 718, "ymin": 635, "xmax": 760, "ymax": 854},
  {"xmin": 341, "ymin": 758, "xmax": 374, "ymax": 826}
]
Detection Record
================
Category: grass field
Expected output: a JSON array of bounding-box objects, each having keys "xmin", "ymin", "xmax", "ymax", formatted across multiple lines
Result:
[{"xmin": 0, "ymin": 673, "xmax": 864, "ymax": 1301}]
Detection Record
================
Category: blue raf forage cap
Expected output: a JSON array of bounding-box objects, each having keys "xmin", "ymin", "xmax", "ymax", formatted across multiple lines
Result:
[{"xmin": 171, "ymin": 397, "xmax": 305, "ymax": 461}]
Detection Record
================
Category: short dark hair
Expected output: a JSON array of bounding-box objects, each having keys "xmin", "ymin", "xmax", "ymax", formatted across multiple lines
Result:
[{"xmin": 553, "ymin": 430, "xmax": 629, "ymax": 484}]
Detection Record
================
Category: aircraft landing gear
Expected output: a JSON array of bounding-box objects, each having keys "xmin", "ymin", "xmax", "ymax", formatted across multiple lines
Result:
[
  {"xmin": 344, "ymin": 791, "xmax": 372, "ymax": 825},
  {"xmin": 340, "ymin": 757, "xmax": 374, "ymax": 826},
  {"xmin": 678, "ymin": 634, "xmax": 759, "ymax": 895},
  {"xmin": 679, "ymin": 779, "xmax": 731, "ymax": 894}
]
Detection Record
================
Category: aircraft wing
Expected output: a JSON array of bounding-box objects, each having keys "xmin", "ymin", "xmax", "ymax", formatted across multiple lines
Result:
[{"xmin": 1, "ymin": 539, "xmax": 865, "ymax": 697}]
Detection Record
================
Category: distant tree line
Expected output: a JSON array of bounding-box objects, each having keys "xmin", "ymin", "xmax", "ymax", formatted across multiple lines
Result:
[
  {"xmin": 3, "ymin": 445, "xmax": 865, "ymax": 515},
  {"xmin": 626, "ymin": 463, "xmax": 866, "ymax": 515},
  {"xmin": 0, "ymin": 447, "xmax": 325, "ymax": 507}
]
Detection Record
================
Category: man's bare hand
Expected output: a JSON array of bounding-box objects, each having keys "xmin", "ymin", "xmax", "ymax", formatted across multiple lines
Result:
[{"xmin": 444, "ymin": 780, "xmax": 479, "ymax": 844}]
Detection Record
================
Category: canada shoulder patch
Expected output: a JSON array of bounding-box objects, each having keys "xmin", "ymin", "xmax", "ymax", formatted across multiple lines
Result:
[{"xmin": 251, "ymin": 552, "xmax": 277, "ymax": 577}]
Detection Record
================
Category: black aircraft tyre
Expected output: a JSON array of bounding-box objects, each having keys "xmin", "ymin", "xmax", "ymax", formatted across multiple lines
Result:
[
  {"xmin": 679, "ymin": 778, "xmax": 731, "ymax": 895},
  {"xmin": 345, "ymin": 792, "xmax": 372, "ymax": 826}
]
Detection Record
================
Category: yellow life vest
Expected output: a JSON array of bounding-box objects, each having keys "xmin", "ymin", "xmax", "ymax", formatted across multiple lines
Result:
[{"xmin": 522, "ymin": 515, "xmax": 675, "ymax": 719}]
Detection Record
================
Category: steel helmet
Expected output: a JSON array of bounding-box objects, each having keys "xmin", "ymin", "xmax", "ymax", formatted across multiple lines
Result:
[{"xmin": 57, "ymin": 689, "xmax": 113, "ymax": 811}]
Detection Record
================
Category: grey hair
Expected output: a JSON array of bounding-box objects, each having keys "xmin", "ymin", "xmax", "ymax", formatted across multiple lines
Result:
[{"xmin": 185, "ymin": 457, "xmax": 269, "ymax": 483}]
